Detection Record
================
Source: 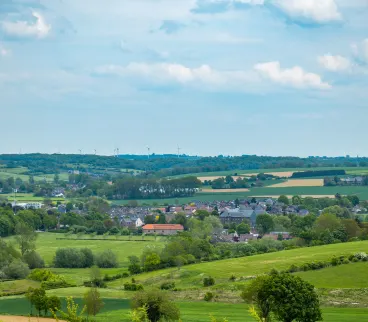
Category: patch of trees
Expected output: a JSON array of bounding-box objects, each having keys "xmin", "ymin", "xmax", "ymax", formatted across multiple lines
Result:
[
  {"xmin": 211, "ymin": 176, "xmax": 250, "ymax": 189},
  {"xmin": 241, "ymin": 271, "xmax": 322, "ymax": 322},
  {"xmin": 53, "ymin": 248, "xmax": 118, "ymax": 269},
  {"xmin": 291, "ymin": 169, "xmax": 346, "ymax": 178},
  {"xmin": 324, "ymin": 175, "xmax": 368, "ymax": 186}
]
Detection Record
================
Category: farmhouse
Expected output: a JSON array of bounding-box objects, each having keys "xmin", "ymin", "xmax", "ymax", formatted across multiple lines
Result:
[{"xmin": 142, "ymin": 224, "xmax": 184, "ymax": 235}]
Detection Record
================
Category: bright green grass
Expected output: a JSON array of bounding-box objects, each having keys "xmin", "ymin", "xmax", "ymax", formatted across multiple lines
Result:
[
  {"xmin": 0, "ymin": 297, "xmax": 367, "ymax": 322},
  {"xmin": 108, "ymin": 241, "xmax": 368, "ymax": 290},
  {"xmin": 1, "ymin": 193, "xmax": 65, "ymax": 202},
  {"xmin": 6, "ymin": 232, "xmax": 164, "ymax": 269},
  {"xmin": 0, "ymin": 280, "xmax": 40, "ymax": 296},
  {"xmin": 294, "ymin": 262, "xmax": 368, "ymax": 288}
]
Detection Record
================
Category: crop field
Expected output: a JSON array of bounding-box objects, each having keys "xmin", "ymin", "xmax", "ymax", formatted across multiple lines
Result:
[
  {"xmin": 197, "ymin": 176, "xmax": 244, "ymax": 182},
  {"xmin": 268, "ymin": 179, "xmax": 324, "ymax": 187},
  {"xmin": 201, "ymin": 188, "xmax": 250, "ymax": 193}
]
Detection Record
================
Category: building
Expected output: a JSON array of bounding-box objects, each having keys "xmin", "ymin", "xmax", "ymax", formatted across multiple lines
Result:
[
  {"xmin": 142, "ymin": 224, "xmax": 184, "ymax": 235},
  {"xmin": 220, "ymin": 207, "xmax": 257, "ymax": 226}
]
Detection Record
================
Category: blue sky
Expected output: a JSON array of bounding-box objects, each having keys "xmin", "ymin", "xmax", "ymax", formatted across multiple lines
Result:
[{"xmin": 0, "ymin": 0, "xmax": 367, "ymax": 157}]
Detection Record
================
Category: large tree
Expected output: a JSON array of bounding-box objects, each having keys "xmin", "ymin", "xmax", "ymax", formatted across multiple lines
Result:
[
  {"xmin": 15, "ymin": 222, "xmax": 37, "ymax": 256},
  {"xmin": 256, "ymin": 214, "xmax": 274, "ymax": 235},
  {"xmin": 84, "ymin": 288, "xmax": 104, "ymax": 317}
]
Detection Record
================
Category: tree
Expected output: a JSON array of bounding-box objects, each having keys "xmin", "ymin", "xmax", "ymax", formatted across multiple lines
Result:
[
  {"xmin": 95, "ymin": 250, "xmax": 118, "ymax": 268},
  {"xmin": 14, "ymin": 222, "xmax": 37, "ymax": 255},
  {"xmin": 291, "ymin": 195, "xmax": 302, "ymax": 205},
  {"xmin": 23, "ymin": 250, "xmax": 45, "ymax": 269},
  {"xmin": 314, "ymin": 213, "xmax": 341, "ymax": 234},
  {"xmin": 278, "ymin": 195, "xmax": 289, "ymax": 205},
  {"xmin": 144, "ymin": 253, "xmax": 161, "ymax": 271},
  {"xmin": 241, "ymin": 275, "xmax": 272, "ymax": 322},
  {"xmin": 47, "ymin": 296, "xmax": 61, "ymax": 315},
  {"xmin": 26, "ymin": 287, "xmax": 48, "ymax": 316},
  {"xmin": 144, "ymin": 215, "xmax": 155, "ymax": 224},
  {"xmin": 236, "ymin": 222, "xmax": 250, "ymax": 234},
  {"xmin": 84, "ymin": 288, "xmax": 104, "ymax": 317},
  {"xmin": 261, "ymin": 272, "xmax": 322, "ymax": 322},
  {"xmin": 256, "ymin": 214, "xmax": 274, "ymax": 235},
  {"xmin": 131, "ymin": 289, "xmax": 180, "ymax": 322},
  {"xmin": 56, "ymin": 297, "xmax": 86, "ymax": 322},
  {"xmin": 128, "ymin": 255, "xmax": 142, "ymax": 275},
  {"xmin": 157, "ymin": 214, "xmax": 167, "ymax": 224}
]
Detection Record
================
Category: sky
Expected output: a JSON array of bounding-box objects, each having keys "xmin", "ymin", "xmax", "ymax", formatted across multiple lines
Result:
[{"xmin": 0, "ymin": 0, "xmax": 368, "ymax": 157}]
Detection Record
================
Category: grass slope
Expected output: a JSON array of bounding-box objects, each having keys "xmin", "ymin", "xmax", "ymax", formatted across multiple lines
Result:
[
  {"xmin": 108, "ymin": 241, "xmax": 368, "ymax": 290},
  {"xmin": 0, "ymin": 297, "xmax": 367, "ymax": 322},
  {"xmin": 295, "ymin": 262, "xmax": 368, "ymax": 288}
]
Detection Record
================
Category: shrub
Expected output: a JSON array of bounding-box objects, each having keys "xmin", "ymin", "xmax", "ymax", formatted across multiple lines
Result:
[
  {"xmin": 23, "ymin": 251, "xmax": 45, "ymax": 269},
  {"xmin": 203, "ymin": 276, "xmax": 215, "ymax": 287},
  {"xmin": 286, "ymin": 264, "xmax": 299, "ymax": 273},
  {"xmin": 160, "ymin": 282, "xmax": 175, "ymax": 290},
  {"xmin": 28, "ymin": 269, "xmax": 54, "ymax": 282},
  {"xmin": 354, "ymin": 252, "xmax": 367, "ymax": 261},
  {"xmin": 185, "ymin": 254, "xmax": 196, "ymax": 264},
  {"xmin": 54, "ymin": 248, "xmax": 93, "ymax": 268},
  {"xmin": 343, "ymin": 258, "xmax": 350, "ymax": 264},
  {"xmin": 204, "ymin": 292, "xmax": 214, "ymax": 302},
  {"xmin": 95, "ymin": 250, "xmax": 118, "ymax": 268},
  {"xmin": 124, "ymin": 283, "xmax": 144, "ymax": 291},
  {"xmin": 3, "ymin": 259, "xmax": 30, "ymax": 279},
  {"xmin": 83, "ymin": 279, "xmax": 107, "ymax": 288},
  {"xmin": 41, "ymin": 279, "xmax": 71, "ymax": 290},
  {"xmin": 229, "ymin": 275, "xmax": 236, "ymax": 281},
  {"xmin": 128, "ymin": 263, "xmax": 141, "ymax": 275},
  {"xmin": 351, "ymin": 257, "xmax": 359, "ymax": 263}
]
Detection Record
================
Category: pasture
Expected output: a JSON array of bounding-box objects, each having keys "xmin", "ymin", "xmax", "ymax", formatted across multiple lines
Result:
[
  {"xmin": 0, "ymin": 297, "xmax": 367, "ymax": 322},
  {"xmin": 107, "ymin": 241, "xmax": 368, "ymax": 290},
  {"xmin": 5, "ymin": 233, "xmax": 164, "ymax": 268}
]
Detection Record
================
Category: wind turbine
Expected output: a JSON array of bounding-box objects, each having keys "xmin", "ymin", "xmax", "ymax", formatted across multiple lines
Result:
[
  {"xmin": 146, "ymin": 146, "xmax": 150, "ymax": 159},
  {"xmin": 177, "ymin": 145, "xmax": 181, "ymax": 158},
  {"xmin": 94, "ymin": 149, "xmax": 97, "ymax": 155},
  {"xmin": 116, "ymin": 148, "xmax": 120, "ymax": 157},
  {"xmin": 78, "ymin": 149, "xmax": 82, "ymax": 155}
]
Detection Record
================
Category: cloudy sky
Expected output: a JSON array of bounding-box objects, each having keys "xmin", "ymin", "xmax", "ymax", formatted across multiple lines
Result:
[{"xmin": 1, "ymin": 0, "xmax": 367, "ymax": 157}]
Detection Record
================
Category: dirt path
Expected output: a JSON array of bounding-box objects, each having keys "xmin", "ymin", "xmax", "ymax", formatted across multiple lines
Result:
[{"xmin": 0, "ymin": 316, "xmax": 62, "ymax": 322}]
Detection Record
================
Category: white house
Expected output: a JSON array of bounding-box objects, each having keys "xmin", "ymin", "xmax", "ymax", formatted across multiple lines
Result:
[{"xmin": 135, "ymin": 218, "xmax": 144, "ymax": 228}]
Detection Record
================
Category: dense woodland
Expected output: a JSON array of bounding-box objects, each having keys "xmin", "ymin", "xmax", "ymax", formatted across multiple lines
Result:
[{"xmin": 1, "ymin": 153, "xmax": 367, "ymax": 177}]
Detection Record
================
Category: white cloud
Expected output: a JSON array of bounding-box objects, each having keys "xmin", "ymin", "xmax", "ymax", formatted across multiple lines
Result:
[
  {"xmin": 318, "ymin": 54, "xmax": 351, "ymax": 71},
  {"xmin": 272, "ymin": 0, "xmax": 342, "ymax": 23},
  {"xmin": 2, "ymin": 12, "xmax": 51, "ymax": 39},
  {"xmin": 254, "ymin": 61, "xmax": 331, "ymax": 89},
  {"xmin": 351, "ymin": 38, "xmax": 368, "ymax": 64},
  {"xmin": 94, "ymin": 62, "xmax": 261, "ymax": 91}
]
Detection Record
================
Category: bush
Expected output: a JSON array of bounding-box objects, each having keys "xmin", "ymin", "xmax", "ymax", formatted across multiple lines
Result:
[
  {"xmin": 354, "ymin": 252, "xmax": 367, "ymax": 261},
  {"xmin": 23, "ymin": 251, "xmax": 45, "ymax": 269},
  {"xmin": 83, "ymin": 279, "xmax": 107, "ymax": 288},
  {"xmin": 160, "ymin": 282, "xmax": 175, "ymax": 290},
  {"xmin": 185, "ymin": 254, "xmax": 196, "ymax": 264},
  {"xmin": 54, "ymin": 248, "xmax": 94, "ymax": 268},
  {"xmin": 229, "ymin": 275, "xmax": 236, "ymax": 281},
  {"xmin": 3, "ymin": 259, "xmax": 30, "ymax": 279},
  {"xmin": 124, "ymin": 283, "xmax": 144, "ymax": 291},
  {"xmin": 286, "ymin": 264, "xmax": 300, "ymax": 273},
  {"xmin": 128, "ymin": 263, "xmax": 141, "ymax": 275},
  {"xmin": 41, "ymin": 279, "xmax": 71, "ymax": 290},
  {"xmin": 95, "ymin": 250, "xmax": 118, "ymax": 268},
  {"xmin": 204, "ymin": 292, "xmax": 214, "ymax": 302},
  {"xmin": 28, "ymin": 269, "xmax": 54, "ymax": 282},
  {"xmin": 203, "ymin": 276, "xmax": 215, "ymax": 287}
]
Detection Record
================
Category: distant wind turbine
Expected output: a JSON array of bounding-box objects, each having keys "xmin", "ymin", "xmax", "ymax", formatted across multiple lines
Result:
[
  {"xmin": 177, "ymin": 145, "xmax": 181, "ymax": 158},
  {"xmin": 146, "ymin": 146, "xmax": 150, "ymax": 159}
]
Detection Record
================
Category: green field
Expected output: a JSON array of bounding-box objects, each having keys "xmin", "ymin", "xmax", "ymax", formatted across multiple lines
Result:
[
  {"xmin": 6, "ymin": 233, "xmax": 164, "ymax": 269},
  {"xmin": 0, "ymin": 297, "xmax": 367, "ymax": 322},
  {"xmin": 0, "ymin": 167, "xmax": 69, "ymax": 183},
  {"xmin": 1, "ymin": 193, "xmax": 65, "ymax": 202},
  {"xmin": 106, "ymin": 241, "xmax": 368, "ymax": 291},
  {"xmin": 295, "ymin": 261, "xmax": 368, "ymax": 288},
  {"xmin": 112, "ymin": 185, "xmax": 368, "ymax": 206}
]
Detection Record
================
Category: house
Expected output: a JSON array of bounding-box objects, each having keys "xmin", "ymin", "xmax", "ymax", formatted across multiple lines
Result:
[
  {"xmin": 220, "ymin": 208, "xmax": 257, "ymax": 226},
  {"xmin": 135, "ymin": 218, "xmax": 144, "ymax": 228},
  {"xmin": 299, "ymin": 209, "xmax": 309, "ymax": 216},
  {"xmin": 142, "ymin": 224, "xmax": 184, "ymax": 235}
]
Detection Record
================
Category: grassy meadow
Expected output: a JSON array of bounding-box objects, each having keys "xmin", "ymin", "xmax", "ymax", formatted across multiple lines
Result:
[{"xmin": 0, "ymin": 297, "xmax": 367, "ymax": 322}]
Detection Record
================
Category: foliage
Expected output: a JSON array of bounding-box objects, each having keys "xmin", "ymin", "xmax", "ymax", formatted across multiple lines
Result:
[
  {"xmin": 95, "ymin": 249, "xmax": 118, "ymax": 268},
  {"xmin": 54, "ymin": 296, "xmax": 86, "ymax": 322},
  {"xmin": 204, "ymin": 292, "xmax": 215, "ymax": 302},
  {"xmin": 203, "ymin": 276, "xmax": 215, "ymax": 287},
  {"xmin": 53, "ymin": 248, "xmax": 95, "ymax": 268},
  {"xmin": 131, "ymin": 289, "xmax": 180, "ymax": 322},
  {"xmin": 256, "ymin": 214, "xmax": 275, "ymax": 235},
  {"xmin": 83, "ymin": 287, "xmax": 104, "ymax": 316},
  {"xmin": 14, "ymin": 222, "xmax": 37, "ymax": 256},
  {"xmin": 160, "ymin": 282, "xmax": 175, "ymax": 290},
  {"xmin": 3, "ymin": 259, "xmax": 30, "ymax": 279},
  {"xmin": 23, "ymin": 250, "xmax": 45, "ymax": 269}
]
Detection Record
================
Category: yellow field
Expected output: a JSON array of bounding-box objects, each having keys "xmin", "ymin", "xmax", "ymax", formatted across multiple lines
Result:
[
  {"xmin": 269, "ymin": 179, "xmax": 324, "ymax": 187},
  {"xmin": 242, "ymin": 171, "xmax": 296, "ymax": 178},
  {"xmin": 201, "ymin": 188, "xmax": 250, "ymax": 193}
]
